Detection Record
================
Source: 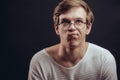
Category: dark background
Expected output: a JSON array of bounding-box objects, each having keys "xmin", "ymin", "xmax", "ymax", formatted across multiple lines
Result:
[{"xmin": 3, "ymin": 0, "xmax": 120, "ymax": 80}]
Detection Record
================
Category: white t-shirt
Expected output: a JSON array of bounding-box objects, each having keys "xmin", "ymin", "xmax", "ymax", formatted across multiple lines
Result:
[{"xmin": 28, "ymin": 43, "xmax": 117, "ymax": 80}]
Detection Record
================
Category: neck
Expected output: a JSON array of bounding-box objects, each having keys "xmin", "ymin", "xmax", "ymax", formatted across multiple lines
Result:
[{"xmin": 58, "ymin": 42, "xmax": 88, "ymax": 62}]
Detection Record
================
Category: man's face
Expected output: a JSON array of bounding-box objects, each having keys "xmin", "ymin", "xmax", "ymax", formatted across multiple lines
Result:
[{"xmin": 55, "ymin": 7, "xmax": 92, "ymax": 48}]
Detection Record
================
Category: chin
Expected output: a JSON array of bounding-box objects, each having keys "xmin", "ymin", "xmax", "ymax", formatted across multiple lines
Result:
[{"xmin": 67, "ymin": 41, "xmax": 80, "ymax": 49}]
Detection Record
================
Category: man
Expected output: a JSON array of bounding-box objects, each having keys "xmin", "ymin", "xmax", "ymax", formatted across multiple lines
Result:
[{"xmin": 28, "ymin": 0, "xmax": 117, "ymax": 80}]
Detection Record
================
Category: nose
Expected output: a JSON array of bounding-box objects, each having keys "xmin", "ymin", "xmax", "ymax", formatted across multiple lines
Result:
[{"xmin": 68, "ymin": 23, "xmax": 76, "ymax": 31}]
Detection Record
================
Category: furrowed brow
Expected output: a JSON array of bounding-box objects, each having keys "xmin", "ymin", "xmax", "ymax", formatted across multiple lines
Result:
[
  {"xmin": 75, "ymin": 18, "xmax": 84, "ymax": 20},
  {"xmin": 60, "ymin": 18, "xmax": 70, "ymax": 23}
]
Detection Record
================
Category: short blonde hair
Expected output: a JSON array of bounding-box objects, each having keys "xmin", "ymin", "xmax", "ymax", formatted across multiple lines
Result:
[{"xmin": 53, "ymin": 0, "xmax": 94, "ymax": 26}]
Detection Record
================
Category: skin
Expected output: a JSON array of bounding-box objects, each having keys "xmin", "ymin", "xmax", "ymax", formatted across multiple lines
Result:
[{"xmin": 46, "ymin": 7, "xmax": 92, "ymax": 67}]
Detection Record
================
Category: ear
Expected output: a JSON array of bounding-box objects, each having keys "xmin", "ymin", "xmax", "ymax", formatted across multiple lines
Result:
[
  {"xmin": 86, "ymin": 23, "xmax": 92, "ymax": 35},
  {"xmin": 54, "ymin": 24, "xmax": 60, "ymax": 36}
]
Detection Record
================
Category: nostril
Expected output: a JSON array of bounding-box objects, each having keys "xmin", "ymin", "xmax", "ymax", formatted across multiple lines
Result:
[
  {"xmin": 68, "ymin": 24, "xmax": 76, "ymax": 31},
  {"xmin": 68, "ymin": 27, "xmax": 76, "ymax": 32}
]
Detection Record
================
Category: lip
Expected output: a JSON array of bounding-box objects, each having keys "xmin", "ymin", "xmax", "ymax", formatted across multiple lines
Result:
[
  {"xmin": 68, "ymin": 33, "xmax": 78, "ymax": 36},
  {"xmin": 67, "ymin": 33, "xmax": 79, "ymax": 40}
]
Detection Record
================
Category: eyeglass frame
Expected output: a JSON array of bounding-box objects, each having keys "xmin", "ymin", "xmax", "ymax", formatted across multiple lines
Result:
[{"xmin": 58, "ymin": 18, "xmax": 87, "ymax": 30}]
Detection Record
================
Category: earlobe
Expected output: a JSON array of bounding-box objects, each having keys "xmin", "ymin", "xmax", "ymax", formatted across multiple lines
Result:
[
  {"xmin": 54, "ymin": 25, "xmax": 60, "ymax": 35},
  {"xmin": 86, "ymin": 23, "xmax": 92, "ymax": 35}
]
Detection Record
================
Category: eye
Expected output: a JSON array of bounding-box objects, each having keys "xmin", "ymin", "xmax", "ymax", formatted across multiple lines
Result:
[
  {"xmin": 75, "ymin": 19, "xmax": 83, "ymax": 24},
  {"xmin": 61, "ymin": 19, "xmax": 70, "ymax": 26},
  {"xmin": 62, "ymin": 22, "xmax": 69, "ymax": 26}
]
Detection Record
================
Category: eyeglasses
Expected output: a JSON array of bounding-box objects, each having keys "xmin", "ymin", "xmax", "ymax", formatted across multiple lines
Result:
[{"xmin": 58, "ymin": 19, "xmax": 86, "ymax": 30}]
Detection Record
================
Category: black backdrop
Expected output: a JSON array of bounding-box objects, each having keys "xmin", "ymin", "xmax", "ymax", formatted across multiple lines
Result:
[{"xmin": 3, "ymin": 0, "xmax": 120, "ymax": 80}]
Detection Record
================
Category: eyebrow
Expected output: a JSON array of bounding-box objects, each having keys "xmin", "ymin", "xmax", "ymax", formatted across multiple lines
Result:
[
  {"xmin": 61, "ymin": 17, "xmax": 84, "ymax": 21},
  {"xmin": 60, "ymin": 18, "xmax": 70, "ymax": 23},
  {"xmin": 75, "ymin": 18, "xmax": 84, "ymax": 20},
  {"xmin": 61, "ymin": 18, "xmax": 69, "ymax": 21}
]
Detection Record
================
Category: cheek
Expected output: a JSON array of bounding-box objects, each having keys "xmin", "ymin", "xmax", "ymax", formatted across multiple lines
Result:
[
  {"xmin": 82, "ymin": 26, "xmax": 88, "ymax": 34},
  {"xmin": 56, "ymin": 27, "xmax": 63, "ymax": 36},
  {"xmin": 77, "ymin": 27, "xmax": 86, "ymax": 35},
  {"xmin": 59, "ymin": 30, "xmax": 67, "ymax": 38},
  {"xmin": 76, "ymin": 27, "xmax": 87, "ymax": 40}
]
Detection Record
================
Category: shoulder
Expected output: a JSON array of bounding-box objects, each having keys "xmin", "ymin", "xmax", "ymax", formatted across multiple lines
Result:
[
  {"xmin": 29, "ymin": 44, "xmax": 60, "ymax": 67},
  {"xmin": 88, "ymin": 43, "xmax": 111, "ymax": 55},
  {"xmin": 28, "ymin": 48, "xmax": 57, "ymax": 80},
  {"xmin": 45, "ymin": 44, "xmax": 60, "ymax": 58},
  {"xmin": 88, "ymin": 43, "xmax": 118, "ymax": 79},
  {"xmin": 88, "ymin": 42, "xmax": 116, "ymax": 63},
  {"xmin": 87, "ymin": 42, "xmax": 115, "ymax": 62},
  {"xmin": 89, "ymin": 43, "xmax": 108, "ymax": 51},
  {"xmin": 29, "ymin": 49, "xmax": 48, "ymax": 67}
]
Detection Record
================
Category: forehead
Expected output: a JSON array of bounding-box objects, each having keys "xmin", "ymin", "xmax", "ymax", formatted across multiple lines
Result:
[{"xmin": 59, "ymin": 7, "xmax": 87, "ymax": 21}]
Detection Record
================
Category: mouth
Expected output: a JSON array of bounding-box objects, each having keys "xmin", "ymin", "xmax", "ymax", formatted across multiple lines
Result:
[{"xmin": 67, "ymin": 34, "xmax": 79, "ymax": 41}]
